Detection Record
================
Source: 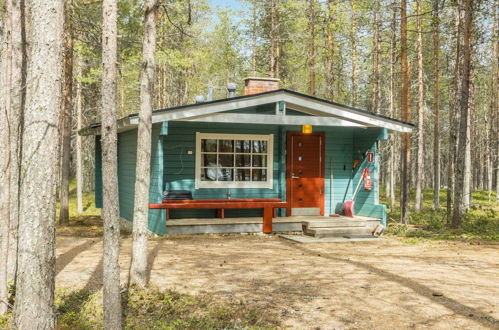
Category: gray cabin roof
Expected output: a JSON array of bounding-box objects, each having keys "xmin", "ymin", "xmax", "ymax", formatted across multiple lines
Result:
[{"xmin": 80, "ymin": 89, "xmax": 414, "ymax": 136}]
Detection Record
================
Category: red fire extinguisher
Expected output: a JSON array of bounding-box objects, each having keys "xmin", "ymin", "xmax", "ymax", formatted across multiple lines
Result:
[{"xmin": 363, "ymin": 168, "xmax": 372, "ymax": 191}]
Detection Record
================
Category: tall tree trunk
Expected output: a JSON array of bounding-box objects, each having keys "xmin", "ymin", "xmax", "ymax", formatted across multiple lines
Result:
[
  {"xmin": 12, "ymin": 0, "xmax": 64, "ymax": 327},
  {"xmin": 493, "ymin": 0, "xmax": 499, "ymax": 203},
  {"xmin": 269, "ymin": 0, "xmax": 278, "ymax": 78},
  {"xmin": 350, "ymin": 0, "xmax": 357, "ymax": 106},
  {"xmin": 76, "ymin": 54, "xmax": 84, "ymax": 214},
  {"xmin": 101, "ymin": 0, "xmax": 122, "ymax": 327},
  {"xmin": 387, "ymin": 2, "xmax": 397, "ymax": 208},
  {"xmin": 0, "ymin": 0, "xmax": 14, "ymax": 315},
  {"xmin": 252, "ymin": 0, "xmax": 257, "ymax": 76},
  {"xmin": 59, "ymin": 3, "xmax": 73, "ymax": 226},
  {"xmin": 400, "ymin": 0, "xmax": 411, "ymax": 223},
  {"xmin": 433, "ymin": 0, "xmax": 441, "ymax": 210},
  {"xmin": 308, "ymin": 0, "xmax": 316, "ymax": 96},
  {"xmin": 371, "ymin": 0, "xmax": 381, "ymax": 114},
  {"xmin": 447, "ymin": 2, "xmax": 461, "ymax": 218},
  {"xmin": 415, "ymin": 0, "xmax": 424, "ymax": 212},
  {"xmin": 326, "ymin": 0, "xmax": 335, "ymax": 101},
  {"xmin": 452, "ymin": 0, "xmax": 473, "ymax": 228},
  {"xmin": 130, "ymin": 0, "xmax": 158, "ymax": 288}
]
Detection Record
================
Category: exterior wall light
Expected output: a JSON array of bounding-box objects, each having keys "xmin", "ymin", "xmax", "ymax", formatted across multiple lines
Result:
[{"xmin": 302, "ymin": 125, "xmax": 313, "ymax": 134}]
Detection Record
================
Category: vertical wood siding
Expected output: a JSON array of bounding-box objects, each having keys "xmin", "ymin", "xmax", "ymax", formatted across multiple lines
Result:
[{"xmin": 95, "ymin": 120, "xmax": 388, "ymax": 234}]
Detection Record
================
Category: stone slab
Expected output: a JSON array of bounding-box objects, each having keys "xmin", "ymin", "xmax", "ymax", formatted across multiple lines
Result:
[{"xmin": 279, "ymin": 234, "xmax": 382, "ymax": 244}]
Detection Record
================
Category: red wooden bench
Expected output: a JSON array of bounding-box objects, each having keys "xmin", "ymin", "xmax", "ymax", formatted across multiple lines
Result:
[{"xmin": 149, "ymin": 198, "xmax": 288, "ymax": 233}]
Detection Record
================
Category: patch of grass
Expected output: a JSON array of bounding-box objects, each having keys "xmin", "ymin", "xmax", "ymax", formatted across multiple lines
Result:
[
  {"xmin": 381, "ymin": 187, "xmax": 499, "ymax": 243},
  {"xmin": 55, "ymin": 287, "xmax": 278, "ymax": 329}
]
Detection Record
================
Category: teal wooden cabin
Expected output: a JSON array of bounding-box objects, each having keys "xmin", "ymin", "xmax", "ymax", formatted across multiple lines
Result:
[{"xmin": 83, "ymin": 78, "xmax": 413, "ymax": 235}]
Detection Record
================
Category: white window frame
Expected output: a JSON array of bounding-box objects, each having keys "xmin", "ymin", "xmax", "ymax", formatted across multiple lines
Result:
[{"xmin": 195, "ymin": 132, "xmax": 274, "ymax": 189}]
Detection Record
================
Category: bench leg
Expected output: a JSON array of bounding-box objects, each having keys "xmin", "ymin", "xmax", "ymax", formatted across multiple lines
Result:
[
  {"xmin": 263, "ymin": 207, "xmax": 273, "ymax": 234},
  {"xmin": 217, "ymin": 209, "xmax": 225, "ymax": 219}
]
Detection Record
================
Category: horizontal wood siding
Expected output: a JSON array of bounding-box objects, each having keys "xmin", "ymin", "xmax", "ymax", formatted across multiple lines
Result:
[
  {"xmin": 95, "ymin": 124, "xmax": 166, "ymax": 235},
  {"xmin": 163, "ymin": 122, "xmax": 281, "ymax": 218}
]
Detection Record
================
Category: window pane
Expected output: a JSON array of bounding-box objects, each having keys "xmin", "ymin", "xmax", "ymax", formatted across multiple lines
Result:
[
  {"xmin": 235, "ymin": 154, "xmax": 251, "ymax": 167},
  {"xmin": 235, "ymin": 168, "xmax": 251, "ymax": 181},
  {"xmin": 252, "ymin": 169, "xmax": 267, "ymax": 181},
  {"xmin": 201, "ymin": 168, "xmax": 217, "ymax": 181},
  {"xmin": 201, "ymin": 139, "xmax": 217, "ymax": 152},
  {"xmin": 217, "ymin": 168, "xmax": 233, "ymax": 181},
  {"xmin": 252, "ymin": 140, "xmax": 267, "ymax": 153},
  {"xmin": 201, "ymin": 154, "xmax": 217, "ymax": 167},
  {"xmin": 235, "ymin": 140, "xmax": 251, "ymax": 153},
  {"xmin": 218, "ymin": 140, "xmax": 234, "ymax": 152},
  {"xmin": 218, "ymin": 154, "xmax": 234, "ymax": 167},
  {"xmin": 252, "ymin": 155, "xmax": 267, "ymax": 167}
]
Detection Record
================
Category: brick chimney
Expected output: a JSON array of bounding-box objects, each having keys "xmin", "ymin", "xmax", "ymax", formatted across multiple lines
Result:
[{"xmin": 244, "ymin": 77, "xmax": 280, "ymax": 95}]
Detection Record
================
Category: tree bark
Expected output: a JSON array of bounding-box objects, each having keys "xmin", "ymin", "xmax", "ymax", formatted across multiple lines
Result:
[
  {"xmin": 269, "ymin": 0, "xmax": 279, "ymax": 79},
  {"xmin": 101, "ymin": 0, "xmax": 122, "ymax": 327},
  {"xmin": 414, "ymin": 0, "xmax": 425, "ymax": 212},
  {"xmin": 452, "ymin": 0, "xmax": 473, "ymax": 228},
  {"xmin": 130, "ymin": 0, "xmax": 158, "ymax": 288},
  {"xmin": 350, "ymin": 0, "xmax": 357, "ymax": 106},
  {"xmin": 12, "ymin": 0, "xmax": 64, "ymax": 327},
  {"xmin": 59, "ymin": 3, "xmax": 74, "ymax": 226},
  {"xmin": 371, "ymin": 0, "xmax": 381, "ymax": 114},
  {"xmin": 447, "ymin": 2, "xmax": 461, "ymax": 218},
  {"xmin": 76, "ymin": 54, "xmax": 84, "ymax": 214},
  {"xmin": 308, "ymin": 0, "xmax": 316, "ymax": 96},
  {"xmin": 494, "ymin": 1, "xmax": 499, "ymax": 203},
  {"xmin": 432, "ymin": 0, "xmax": 441, "ymax": 210},
  {"xmin": 252, "ymin": 0, "xmax": 257, "ymax": 76},
  {"xmin": 400, "ymin": 0, "xmax": 411, "ymax": 223},
  {"xmin": 388, "ymin": 2, "xmax": 397, "ymax": 208},
  {"xmin": 0, "ymin": 0, "xmax": 13, "ymax": 315},
  {"xmin": 326, "ymin": 0, "xmax": 335, "ymax": 102}
]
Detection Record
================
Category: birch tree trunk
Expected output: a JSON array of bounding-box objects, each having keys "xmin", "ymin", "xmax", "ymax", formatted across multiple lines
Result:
[
  {"xmin": 433, "ymin": 0, "xmax": 441, "ymax": 210},
  {"xmin": 59, "ymin": 3, "xmax": 73, "ymax": 225},
  {"xmin": 12, "ymin": 0, "xmax": 64, "ymax": 327},
  {"xmin": 308, "ymin": 0, "xmax": 316, "ymax": 96},
  {"xmin": 101, "ymin": 0, "xmax": 122, "ymax": 327},
  {"xmin": 415, "ymin": 0, "xmax": 425, "ymax": 212},
  {"xmin": 251, "ymin": 0, "xmax": 257, "ymax": 76},
  {"xmin": 400, "ymin": 0, "xmax": 411, "ymax": 223},
  {"xmin": 130, "ymin": 0, "xmax": 158, "ymax": 288},
  {"xmin": 452, "ymin": 0, "xmax": 473, "ymax": 228}
]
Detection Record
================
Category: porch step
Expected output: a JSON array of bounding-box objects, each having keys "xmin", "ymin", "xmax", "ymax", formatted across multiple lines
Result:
[
  {"xmin": 301, "ymin": 218, "xmax": 380, "ymax": 238},
  {"xmin": 304, "ymin": 227, "xmax": 374, "ymax": 238}
]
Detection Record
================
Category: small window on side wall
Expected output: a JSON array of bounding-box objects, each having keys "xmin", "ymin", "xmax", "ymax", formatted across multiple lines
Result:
[{"xmin": 195, "ymin": 132, "xmax": 274, "ymax": 189}]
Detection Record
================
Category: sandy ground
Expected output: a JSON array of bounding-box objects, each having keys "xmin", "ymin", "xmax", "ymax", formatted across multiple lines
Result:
[{"xmin": 55, "ymin": 235, "xmax": 499, "ymax": 329}]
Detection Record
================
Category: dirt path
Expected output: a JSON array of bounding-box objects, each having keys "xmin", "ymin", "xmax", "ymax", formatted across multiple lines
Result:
[{"xmin": 55, "ymin": 235, "xmax": 499, "ymax": 329}]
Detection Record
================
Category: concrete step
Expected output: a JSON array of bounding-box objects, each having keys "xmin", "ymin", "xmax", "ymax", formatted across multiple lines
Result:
[
  {"xmin": 304, "ymin": 227, "xmax": 374, "ymax": 238},
  {"xmin": 303, "ymin": 219, "xmax": 368, "ymax": 229}
]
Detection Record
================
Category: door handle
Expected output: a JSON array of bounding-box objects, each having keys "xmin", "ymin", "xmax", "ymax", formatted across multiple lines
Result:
[{"xmin": 292, "ymin": 175, "xmax": 300, "ymax": 179}]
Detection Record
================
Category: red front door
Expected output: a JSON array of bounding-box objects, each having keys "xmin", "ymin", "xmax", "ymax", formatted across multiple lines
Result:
[{"xmin": 286, "ymin": 132, "xmax": 325, "ymax": 216}]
